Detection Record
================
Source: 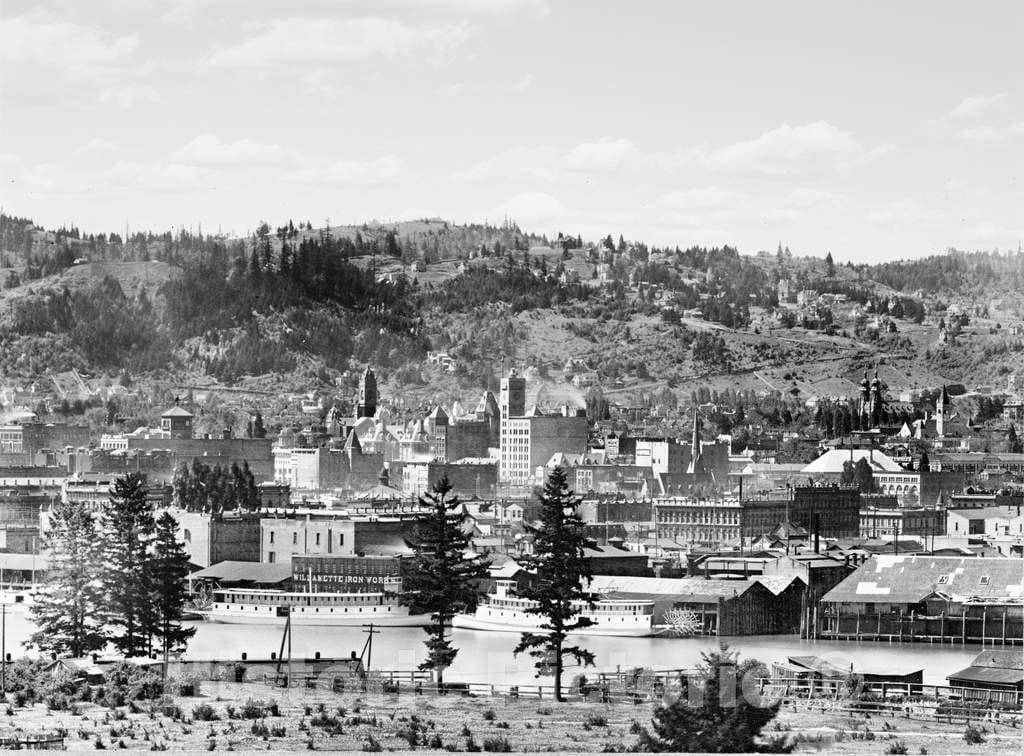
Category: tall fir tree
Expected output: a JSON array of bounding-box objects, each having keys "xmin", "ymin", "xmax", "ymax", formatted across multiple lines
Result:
[
  {"xmin": 100, "ymin": 473, "xmax": 157, "ymax": 658},
  {"xmin": 513, "ymin": 466, "xmax": 596, "ymax": 701},
  {"xmin": 638, "ymin": 647, "xmax": 791, "ymax": 752},
  {"xmin": 27, "ymin": 500, "xmax": 106, "ymax": 657},
  {"xmin": 400, "ymin": 477, "xmax": 489, "ymax": 686},
  {"xmin": 150, "ymin": 512, "xmax": 197, "ymax": 656}
]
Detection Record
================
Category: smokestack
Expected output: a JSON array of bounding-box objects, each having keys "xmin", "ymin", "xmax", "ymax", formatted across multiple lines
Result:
[{"xmin": 814, "ymin": 514, "xmax": 820, "ymax": 554}]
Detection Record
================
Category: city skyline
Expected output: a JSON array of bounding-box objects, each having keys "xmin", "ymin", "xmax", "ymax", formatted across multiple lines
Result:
[{"xmin": 1, "ymin": 0, "xmax": 1022, "ymax": 262}]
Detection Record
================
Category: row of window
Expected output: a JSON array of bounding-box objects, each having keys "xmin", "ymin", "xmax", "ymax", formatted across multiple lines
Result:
[{"xmin": 268, "ymin": 531, "xmax": 346, "ymax": 546}]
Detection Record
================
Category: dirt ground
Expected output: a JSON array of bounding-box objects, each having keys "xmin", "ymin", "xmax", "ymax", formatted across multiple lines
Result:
[{"xmin": 1, "ymin": 680, "xmax": 1021, "ymax": 752}]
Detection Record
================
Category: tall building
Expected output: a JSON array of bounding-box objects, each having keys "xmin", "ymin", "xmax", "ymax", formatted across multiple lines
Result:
[
  {"xmin": 498, "ymin": 369, "xmax": 587, "ymax": 486},
  {"xmin": 356, "ymin": 366, "xmax": 378, "ymax": 418}
]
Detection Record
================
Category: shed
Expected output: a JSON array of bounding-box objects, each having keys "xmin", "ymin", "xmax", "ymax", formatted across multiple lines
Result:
[{"xmin": 948, "ymin": 650, "xmax": 1024, "ymax": 692}]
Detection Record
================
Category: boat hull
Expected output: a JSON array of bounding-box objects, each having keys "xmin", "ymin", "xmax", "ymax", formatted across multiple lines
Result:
[
  {"xmin": 452, "ymin": 612, "xmax": 653, "ymax": 637},
  {"xmin": 205, "ymin": 604, "xmax": 430, "ymax": 627}
]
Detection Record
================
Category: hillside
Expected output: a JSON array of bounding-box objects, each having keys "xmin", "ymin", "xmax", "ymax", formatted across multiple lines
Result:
[{"xmin": 1, "ymin": 211, "xmax": 1022, "ymax": 436}]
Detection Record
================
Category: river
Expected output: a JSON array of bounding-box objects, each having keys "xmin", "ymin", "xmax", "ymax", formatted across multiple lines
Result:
[{"xmin": 1, "ymin": 607, "xmax": 982, "ymax": 686}]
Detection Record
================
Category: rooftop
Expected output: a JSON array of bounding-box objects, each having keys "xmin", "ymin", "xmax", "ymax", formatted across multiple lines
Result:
[{"xmin": 822, "ymin": 555, "xmax": 1024, "ymax": 605}]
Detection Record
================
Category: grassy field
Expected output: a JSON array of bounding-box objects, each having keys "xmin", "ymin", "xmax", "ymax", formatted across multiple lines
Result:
[{"xmin": 3, "ymin": 680, "xmax": 1021, "ymax": 752}]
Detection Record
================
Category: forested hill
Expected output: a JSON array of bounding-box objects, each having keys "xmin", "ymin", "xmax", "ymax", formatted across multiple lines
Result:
[
  {"xmin": 0, "ymin": 211, "xmax": 1022, "ymax": 410},
  {"xmin": 857, "ymin": 250, "xmax": 1024, "ymax": 296}
]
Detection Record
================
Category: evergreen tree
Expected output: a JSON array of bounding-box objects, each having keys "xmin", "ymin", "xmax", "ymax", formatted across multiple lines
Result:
[
  {"xmin": 150, "ymin": 512, "xmax": 197, "ymax": 657},
  {"xmin": 513, "ymin": 466, "xmax": 596, "ymax": 701},
  {"xmin": 100, "ymin": 473, "xmax": 157, "ymax": 657},
  {"xmin": 918, "ymin": 449, "xmax": 931, "ymax": 472},
  {"xmin": 825, "ymin": 251, "xmax": 835, "ymax": 277},
  {"xmin": 853, "ymin": 457, "xmax": 875, "ymax": 493},
  {"xmin": 638, "ymin": 647, "xmax": 791, "ymax": 752},
  {"xmin": 1008, "ymin": 424, "xmax": 1022, "ymax": 454},
  {"xmin": 27, "ymin": 500, "xmax": 106, "ymax": 658},
  {"xmin": 400, "ymin": 477, "xmax": 489, "ymax": 686},
  {"xmin": 252, "ymin": 410, "xmax": 266, "ymax": 438}
]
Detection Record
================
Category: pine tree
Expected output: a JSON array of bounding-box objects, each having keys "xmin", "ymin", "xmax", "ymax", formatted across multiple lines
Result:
[
  {"xmin": 400, "ymin": 477, "xmax": 489, "ymax": 686},
  {"xmin": 100, "ymin": 473, "xmax": 157, "ymax": 658},
  {"xmin": 1008, "ymin": 424, "xmax": 1022, "ymax": 454},
  {"xmin": 150, "ymin": 512, "xmax": 197, "ymax": 657},
  {"xmin": 918, "ymin": 449, "xmax": 931, "ymax": 472},
  {"xmin": 252, "ymin": 410, "xmax": 266, "ymax": 438},
  {"xmin": 27, "ymin": 500, "xmax": 106, "ymax": 658},
  {"xmin": 513, "ymin": 466, "xmax": 595, "ymax": 701},
  {"xmin": 853, "ymin": 457, "xmax": 875, "ymax": 493},
  {"xmin": 638, "ymin": 648, "xmax": 790, "ymax": 752}
]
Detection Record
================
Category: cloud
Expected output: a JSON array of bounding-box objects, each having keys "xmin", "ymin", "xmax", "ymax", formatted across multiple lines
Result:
[
  {"xmin": 0, "ymin": 14, "xmax": 139, "ymax": 69},
  {"xmin": 454, "ymin": 146, "xmax": 559, "ymax": 182},
  {"xmin": 513, "ymin": 74, "xmax": 533, "ymax": 93},
  {"xmin": 206, "ymin": 17, "xmax": 473, "ymax": 68},
  {"xmin": 75, "ymin": 138, "xmax": 119, "ymax": 156},
  {"xmin": 102, "ymin": 161, "xmax": 210, "ymax": 193},
  {"xmin": 98, "ymin": 84, "xmax": 161, "ymax": 109},
  {"xmin": 955, "ymin": 121, "xmax": 1024, "ymax": 144},
  {"xmin": 0, "ymin": 153, "xmax": 59, "ymax": 193},
  {"xmin": 561, "ymin": 138, "xmax": 639, "ymax": 174},
  {"xmin": 700, "ymin": 121, "xmax": 862, "ymax": 176},
  {"xmin": 866, "ymin": 199, "xmax": 941, "ymax": 229},
  {"xmin": 171, "ymin": 134, "xmax": 294, "ymax": 165},
  {"xmin": 286, "ymin": 155, "xmax": 408, "ymax": 185},
  {"xmin": 456, "ymin": 138, "xmax": 640, "ymax": 183},
  {"xmin": 490, "ymin": 191, "xmax": 566, "ymax": 225},
  {"xmin": 947, "ymin": 92, "xmax": 1009, "ymax": 121},
  {"xmin": 655, "ymin": 186, "xmax": 744, "ymax": 211}
]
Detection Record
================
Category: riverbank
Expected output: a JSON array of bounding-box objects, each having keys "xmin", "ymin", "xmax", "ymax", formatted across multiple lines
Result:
[{"xmin": 4, "ymin": 679, "xmax": 1021, "ymax": 752}]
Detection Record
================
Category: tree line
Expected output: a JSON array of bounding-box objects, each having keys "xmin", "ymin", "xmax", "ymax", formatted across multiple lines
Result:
[{"xmin": 30, "ymin": 473, "xmax": 194, "ymax": 659}]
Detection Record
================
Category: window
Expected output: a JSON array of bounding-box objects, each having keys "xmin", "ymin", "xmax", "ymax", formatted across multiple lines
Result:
[
  {"xmin": 293, "ymin": 533, "xmax": 298, "ymax": 545},
  {"xmin": 979, "ymin": 575, "xmax": 990, "ymax": 586},
  {"xmin": 183, "ymin": 529, "xmax": 191, "ymax": 542},
  {"xmin": 268, "ymin": 552, "xmax": 275, "ymax": 563},
  {"xmin": 269, "ymin": 531, "xmax": 275, "ymax": 544},
  {"xmin": 339, "ymin": 533, "xmax": 345, "ymax": 546},
  {"xmin": 315, "ymin": 533, "xmax": 321, "ymax": 546},
  {"xmin": 937, "ymin": 574, "xmax": 949, "ymax": 584}
]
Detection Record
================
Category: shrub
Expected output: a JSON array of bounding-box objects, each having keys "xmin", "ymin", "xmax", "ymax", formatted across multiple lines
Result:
[
  {"xmin": 95, "ymin": 736, "xmax": 106, "ymax": 750},
  {"xmin": 482, "ymin": 736, "xmax": 510, "ymax": 752},
  {"xmin": 362, "ymin": 735, "xmax": 382, "ymax": 752},
  {"xmin": 428, "ymin": 734, "xmax": 443, "ymax": 749},
  {"xmin": 460, "ymin": 725, "xmax": 472, "ymax": 737},
  {"xmin": 270, "ymin": 725, "xmax": 286, "ymax": 738},
  {"xmin": 885, "ymin": 741, "xmax": 908, "ymax": 755},
  {"xmin": 963, "ymin": 725, "xmax": 985, "ymax": 744},
  {"xmin": 482, "ymin": 708, "xmax": 496, "ymax": 722},
  {"xmin": 192, "ymin": 703, "xmax": 218, "ymax": 722},
  {"xmin": 206, "ymin": 739, "xmax": 216, "ymax": 751},
  {"xmin": 250, "ymin": 720, "xmax": 269, "ymax": 738},
  {"xmin": 536, "ymin": 705, "xmax": 552, "ymax": 716},
  {"xmin": 585, "ymin": 713, "xmax": 608, "ymax": 727},
  {"xmin": 241, "ymin": 699, "xmax": 271, "ymax": 719}
]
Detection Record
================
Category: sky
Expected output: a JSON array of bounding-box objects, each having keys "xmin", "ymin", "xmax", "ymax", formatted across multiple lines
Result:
[{"xmin": 1, "ymin": 0, "xmax": 1022, "ymax": 262}]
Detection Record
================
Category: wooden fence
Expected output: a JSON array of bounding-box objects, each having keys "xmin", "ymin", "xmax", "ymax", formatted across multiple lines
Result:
[{"xmin": 254, "ymin": 668, "xmax": 1022, "ymax": 711}]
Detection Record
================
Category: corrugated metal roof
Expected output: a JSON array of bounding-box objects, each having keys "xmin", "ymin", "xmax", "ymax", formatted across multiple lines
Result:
[
  {"xmin": 191, "ymin": 560, "xmax": 291, "ymax": 584},
  {"xmin": 591, "ymin": 574, "xmax": 755, "ymax": 600},
  {"xmin": 822, "ymin": 556, "xmax": 1024, "ymax": 604}
]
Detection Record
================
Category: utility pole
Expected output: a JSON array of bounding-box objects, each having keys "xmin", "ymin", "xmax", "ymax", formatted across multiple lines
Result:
[{"xmin": 360, "ymin": 623, "xmax": 379, "ymax": 672}]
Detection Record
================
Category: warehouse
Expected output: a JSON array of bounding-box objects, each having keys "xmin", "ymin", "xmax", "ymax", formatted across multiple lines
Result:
[
  {"xmin": 819, "ymin": 555, "xmax": 1024, "ymax": 645},
  {"xmin": 591, "ymin": 573, "xmax": 805, "ymax": 636}
]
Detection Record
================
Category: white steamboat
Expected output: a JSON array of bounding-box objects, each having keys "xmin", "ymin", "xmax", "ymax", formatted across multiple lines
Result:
[
  {"xmin": 453, "ymin": 580, "xmax": 654, "ymax": 637},
  {"xmin": 205, "ymin": 588, "xmax": 429, "ymax": 626}
]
